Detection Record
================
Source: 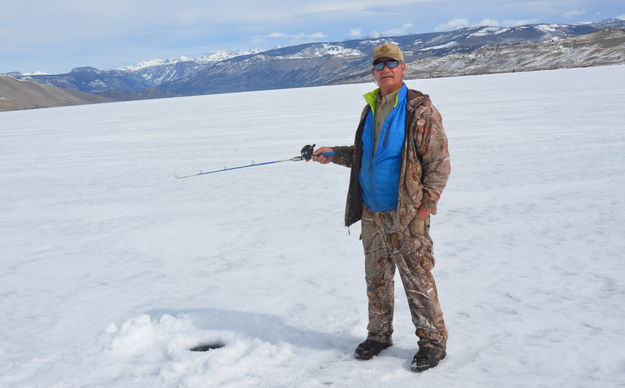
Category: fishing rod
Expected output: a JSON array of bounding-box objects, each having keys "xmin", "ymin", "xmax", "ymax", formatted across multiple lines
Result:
[{"xmin": 175, "ymin": 144, "xmax": 335, "ymax": 179}]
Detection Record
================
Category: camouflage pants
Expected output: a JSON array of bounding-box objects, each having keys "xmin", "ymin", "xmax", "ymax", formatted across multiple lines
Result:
[{"xmin": 361, "ymin": 206, "xmax": 448, "ymax": 347}]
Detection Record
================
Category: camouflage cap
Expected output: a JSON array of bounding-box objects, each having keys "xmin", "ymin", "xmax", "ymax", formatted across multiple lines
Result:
[{"xmin": 372, "ymin": 43, "xmax": 404, "ymax": 64}]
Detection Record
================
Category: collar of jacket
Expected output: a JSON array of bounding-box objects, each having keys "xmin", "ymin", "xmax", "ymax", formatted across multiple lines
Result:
[{"xmin": 363, "ymin": 83, "xmax": 406, "ymax": 113}]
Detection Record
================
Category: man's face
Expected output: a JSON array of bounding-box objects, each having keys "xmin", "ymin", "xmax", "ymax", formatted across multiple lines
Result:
[{"xmin": 371, "ymin": 57, "xmax": 406, "ymax": 93}]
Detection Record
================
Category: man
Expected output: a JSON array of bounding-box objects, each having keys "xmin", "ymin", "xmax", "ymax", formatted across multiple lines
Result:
[{"xmin": 312, "ymin": 43, "xmax": 451, "ymax": 372}]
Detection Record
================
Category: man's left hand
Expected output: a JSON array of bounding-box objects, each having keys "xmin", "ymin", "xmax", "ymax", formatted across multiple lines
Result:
[{"xmin": 416, "ymin": 206, "xmax": 431, "ymax": 220}]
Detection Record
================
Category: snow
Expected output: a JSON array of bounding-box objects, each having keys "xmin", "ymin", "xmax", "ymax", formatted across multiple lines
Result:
[
  {"xmin": 468, "ymin": 27, "xmax": 510, "ymax": 38},
  {"xmin": 124, "ymin": 58, "xmax": 180, "ymax": 71},
  {"xmin": 22, "ymin": 71, "xmax": 49, "ymax": 76},
  {"xmin": 88, "ymin": 80, "xmax": 107, "ymax": 89},
  {"xmin": 536, "ymin": 24, "xmax": 565, "ymax": 33},
  {"xmin": 420, "ymin": 41, "xmax": 458, "ymax": 51},
  {"xmin": 122, "ymin": 50, "xmax": 262, "ymax": 71},
  {"xmin": 1, "ymin": 65, "xmax": 625, "ymax": 387},
  {"xmin": 362, "ymin": 39, "xmax": 400, "ymax": 46},
  {"xmin": 195, "ymin": 49, "xmax": 263, "ymax": 64},
  {"xmin": 273, "ymin": 44, "xmax": 363, "ymax": 59}
]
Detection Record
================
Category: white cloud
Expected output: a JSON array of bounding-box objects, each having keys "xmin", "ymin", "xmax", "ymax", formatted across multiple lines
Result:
[
  {"xmin": 263, "ymin": 31, "xmax": 327, "ymax": 41},
  {"xmin": 502, "ymin": 18, "xmax": 539, "ymax": 27},
  {"xmin": 477, "ymin": 19, "xmax": 500, "ymax": 27},
  {"xmin": 618, "ymin": 15, "xmax": 625, "ymax": 21},
  {"xmin": 268, "ymin": 32, "xmax": 288, "ymax": 38},
  {"xmin": 563, "ymin": 9, "xmax": 586, "ymax": 19},
  {"xmin": 303, "ymin": 0, "xmax": 434, "ymax": 14},
  {"xmin": 348, "ymin": 28, "xmax": 363, "ymax": 37},
  {"xmin": 434, "ymin": 18, "xmax": 469, "ymax": 31}
]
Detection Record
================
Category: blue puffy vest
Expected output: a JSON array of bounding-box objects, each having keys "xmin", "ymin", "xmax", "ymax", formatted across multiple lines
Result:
[{"xmin": 359, "ymin": 84, "xmax": 407, "ymax": 212}]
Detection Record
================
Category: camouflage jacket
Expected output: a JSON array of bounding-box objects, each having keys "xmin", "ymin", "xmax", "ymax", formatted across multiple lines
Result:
[{"xmin": 332, "ymin": 88, "xmax": 451, "ymax": 229}]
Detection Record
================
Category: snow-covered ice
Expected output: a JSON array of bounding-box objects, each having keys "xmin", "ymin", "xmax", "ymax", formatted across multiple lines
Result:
[{"xmin": 1, "ymin": 65, "xmax": 624, "ymax": 387}]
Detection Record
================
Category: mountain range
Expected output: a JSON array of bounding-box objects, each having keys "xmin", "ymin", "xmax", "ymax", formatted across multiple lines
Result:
[
  {"xmin": 0, "ymin": 76, "xmax": 111, "ymax": 112},
  {"xmin": 2, "ymin": 17, "xmax": 625, "ymax": 111}
]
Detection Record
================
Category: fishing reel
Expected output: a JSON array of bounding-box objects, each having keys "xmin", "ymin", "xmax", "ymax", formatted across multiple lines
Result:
[{"xmin": 300, "ymin": 144, "xmax": 316, "ymax": 161}]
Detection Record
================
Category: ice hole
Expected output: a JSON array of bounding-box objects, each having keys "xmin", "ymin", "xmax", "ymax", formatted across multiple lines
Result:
[{"xmin": 189, "ymin": 341, "xmax": 225, "ymax": 352}]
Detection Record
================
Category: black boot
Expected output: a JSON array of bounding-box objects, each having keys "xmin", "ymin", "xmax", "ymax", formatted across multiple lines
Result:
[
  {"xmin": 354, "ymin": 339, "xmax": 392, "ymax": 360},
  {"xmin": 410, "ymin": 344, "xmax": 446, "ymax": 372}
]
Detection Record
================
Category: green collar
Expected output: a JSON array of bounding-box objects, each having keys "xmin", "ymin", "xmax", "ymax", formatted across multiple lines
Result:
[{"xmin": 363, "ymin": 88, "xmax": 400, "ymax": 113}]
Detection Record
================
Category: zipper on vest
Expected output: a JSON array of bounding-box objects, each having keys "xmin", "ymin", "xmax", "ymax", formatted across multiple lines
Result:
[{"xmin": 369, "ymin": 126, "xmax": 379, "ymax": 210}]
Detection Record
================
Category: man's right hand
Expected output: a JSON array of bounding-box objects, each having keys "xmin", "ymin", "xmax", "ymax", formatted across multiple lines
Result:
[{"xmin": 311, "ymin": 147, "xmax": 335, "ymax": 164}]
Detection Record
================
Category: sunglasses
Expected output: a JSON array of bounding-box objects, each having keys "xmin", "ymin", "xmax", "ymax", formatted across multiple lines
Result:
[{"xmin": 372, "ymin": 60, "xmax": 401, "ymax": 71}]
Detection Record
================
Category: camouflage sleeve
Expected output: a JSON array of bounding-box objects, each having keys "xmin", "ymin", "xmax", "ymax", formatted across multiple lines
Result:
[
  {"xmin": 331, "ymin": 145, "xmax": 355, "ymax": 168},
  {"xmin": 415, "ymin": 105, "xmax": 451, "ymax": 210}
]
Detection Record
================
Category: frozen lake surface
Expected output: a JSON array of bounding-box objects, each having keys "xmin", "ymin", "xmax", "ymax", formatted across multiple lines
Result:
[{"xmin": 1, "ymin": 65, "xmax": 624, "ymax": 387}]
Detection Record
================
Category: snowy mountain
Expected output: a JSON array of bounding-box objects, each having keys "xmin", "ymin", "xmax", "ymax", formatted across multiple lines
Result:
[
  {"xmin": 121, "ymin": 50, "xmax": 263, "ymax": 86},
  {"xmin": 404, "ymin": 28, "xmax": 625, "ymax": 78},
  {"xmin": 3, "ymin": 18, "xmax": 625, "ymax": 105},
  {"xmin": 333, "ymin": 28, "xmax": 625, "ymax": 82},
  {"xmin": 159, "ymin": 26, "xmax": 625, "ymax": 95},
  {"xmin": 15, "ymin": 66, "xmax": 152, "ymax": 94},
  {"xmin": 5, "ymin": 50, "xmax": 262, "ymax": 99}
]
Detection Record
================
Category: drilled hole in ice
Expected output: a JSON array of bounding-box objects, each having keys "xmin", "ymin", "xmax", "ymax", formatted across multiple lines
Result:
[{"xmin": 189, "ymin": 341, "xmax": 225, "ymax": 352}]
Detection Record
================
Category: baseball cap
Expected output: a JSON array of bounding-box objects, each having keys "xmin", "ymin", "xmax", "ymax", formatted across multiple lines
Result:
[{"xmin": 372, "ymin": 43, "xmax": 404, "ymax": 64}]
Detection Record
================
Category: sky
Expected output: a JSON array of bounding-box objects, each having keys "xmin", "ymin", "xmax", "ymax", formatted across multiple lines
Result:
[{"xmin": 2, "ymin": 0, "xmax": 625, "ymax": 74}]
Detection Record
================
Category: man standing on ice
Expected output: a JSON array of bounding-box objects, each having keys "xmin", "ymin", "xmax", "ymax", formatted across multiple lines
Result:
[{"xmin": 311, "ymin": 43, "xmax": 451, "ymax": 372}]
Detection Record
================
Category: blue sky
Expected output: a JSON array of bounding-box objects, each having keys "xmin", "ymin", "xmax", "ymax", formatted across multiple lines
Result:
[{"xmin": 2, "ymin": 0, "xmax": 624, "ymax": 74}]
